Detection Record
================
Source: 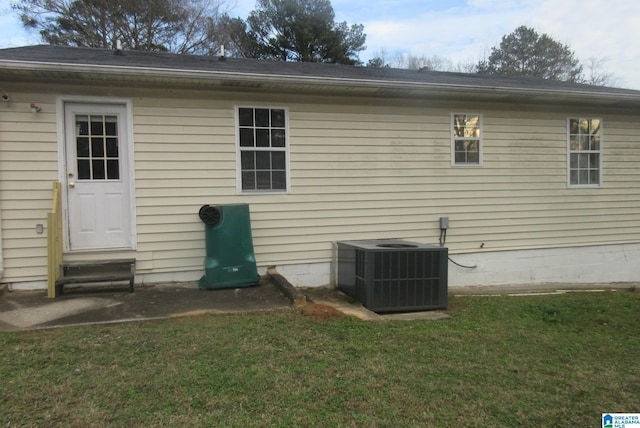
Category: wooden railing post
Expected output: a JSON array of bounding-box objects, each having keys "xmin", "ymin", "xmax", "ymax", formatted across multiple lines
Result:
[{"xmin": 47, "ymin": 182, "xmax": 62, "ymax": 298}]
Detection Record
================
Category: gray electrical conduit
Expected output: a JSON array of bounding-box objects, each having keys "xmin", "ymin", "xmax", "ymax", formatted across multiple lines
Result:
[{"xmin": 440, "ymin": 228, "xmax": 477, "ymax": 269}]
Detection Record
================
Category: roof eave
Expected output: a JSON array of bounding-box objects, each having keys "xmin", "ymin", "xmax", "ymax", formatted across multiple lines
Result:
[{"xmin": 2, "ymin": 59, "xmax": 640, "ymax": 108}]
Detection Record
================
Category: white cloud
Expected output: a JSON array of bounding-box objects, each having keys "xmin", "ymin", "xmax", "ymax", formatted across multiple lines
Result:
[
  {"xmin": 0, "ymin": 0, "xmax": 40, "ymax": 48},
  {"xmin": 359, "ymin": 0, "xmax": 640, "ymax": 88},
  {"xmin": 525, "ymin": 0, "xmax": 640, "ymax": 88},
  {"xmin": 362, "ymin": 6, "xmax": 515, "ymax": 61}
]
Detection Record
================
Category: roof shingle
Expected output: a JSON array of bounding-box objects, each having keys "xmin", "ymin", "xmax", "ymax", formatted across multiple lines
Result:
[{"xmin": 1, "ymin": 45, "xmax": 639, "ymax": 107}]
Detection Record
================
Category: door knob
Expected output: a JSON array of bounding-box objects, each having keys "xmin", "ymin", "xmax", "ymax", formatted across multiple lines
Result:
[{"xmin": 69, "ymin": 182, "xmax": 75, "ymax": 188}]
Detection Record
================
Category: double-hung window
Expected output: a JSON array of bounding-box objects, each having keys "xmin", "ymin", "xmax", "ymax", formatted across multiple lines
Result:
[
  {"xmin": 568, "ymin": 118, "xmax": 601, "ymax": 186},
  {"xmin": 452, "ymin": 113, "xmax": 482, "ymax": 165},
  {"xmin": 237, "ymin": 107, "xmax": 288, "ymax": 193}
]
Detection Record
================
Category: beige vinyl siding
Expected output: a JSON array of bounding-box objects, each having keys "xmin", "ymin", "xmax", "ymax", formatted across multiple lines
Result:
[
  {"xmin": 1, "ymin": 83, "xmax": 640, "ymax": 284},
  {"xmin": 278, "ymin": 101, "xmax": 640, "ymax": 260},
  {"xmin": 0, "ymin": 95, "xmax": 59, "ymax": 282},
  {"xmin": 133, "ymin": 98, "xmax": 236, "ymax": 274}
]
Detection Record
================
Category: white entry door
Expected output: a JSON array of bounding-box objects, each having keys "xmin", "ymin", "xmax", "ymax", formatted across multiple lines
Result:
[{"xmin": 64, "ymin": 103, "xmax": 134, "ymax": 251}]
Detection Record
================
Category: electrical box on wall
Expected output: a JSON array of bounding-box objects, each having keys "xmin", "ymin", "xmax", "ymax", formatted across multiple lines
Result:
[{"xmin": 439, "ymin": 217, "xmax": 449, "ymax": 229}]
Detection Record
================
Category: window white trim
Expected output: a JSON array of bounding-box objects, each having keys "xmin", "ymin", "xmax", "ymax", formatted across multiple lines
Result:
[
  {"xmin": 451, "ymin": 112, "xmax": 483, "ymax": 167},
  {"xmin": 235, "ymin": 105, "xmax": 291, "ymax": 194},
  {"xmin": 567, "ymin": 117, "xmax": 603, "ymax": 188}
]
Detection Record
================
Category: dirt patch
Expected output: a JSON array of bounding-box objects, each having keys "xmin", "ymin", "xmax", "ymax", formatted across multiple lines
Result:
[
  {"xmin": 170, "ymin": 309, "xmax": 217, "ymax": 318},
  {"xmin": 299, "ymin": 303, "xmax": 344, "ymax": 321}
]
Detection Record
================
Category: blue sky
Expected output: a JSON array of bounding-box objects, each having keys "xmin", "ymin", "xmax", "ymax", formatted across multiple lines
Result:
[{"xmin": 1, "ymin": 0, "xmax": 638, "ymax": 89}]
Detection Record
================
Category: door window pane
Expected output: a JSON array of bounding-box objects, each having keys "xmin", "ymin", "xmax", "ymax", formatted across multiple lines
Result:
[
  {"xmin": 106, "ymin": 138, "xmax": 119, "ymax": 157},
  {"xmin": 92, "ymin": 160, "xmax": 105, "ymax": 179},
  {"xmin": 91, "ymin": 137, "xmax": 104, "ymax": 157},
  {"xmin": 77, "ymin": 159, "xmax": 91, "ymax": 179},
  {"xmin": 105, "ymin": 116, "xmax": 118, "ymax": 136},
  {"xmin": 76, "ymin": 116, "xmax": 89, "ymax": 135},
  {"xmin": 90, "ymin": 117, "xmax": 104, "ymax": 135},
  {"xmin": 75, "ymin": 114, "xmax": 121, "ymax": 180},
  {"xmin": 107, "ymin": 160, "xmax": 120, "ymax": 179},
  {"xmin": 77, "ymin": 138, "xmax": 90, "ymax": 157}
]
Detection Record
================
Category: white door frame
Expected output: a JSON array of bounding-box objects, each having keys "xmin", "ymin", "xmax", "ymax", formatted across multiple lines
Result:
[{"xmin": 57, "ymin": 96, "xmax": 137, "ymax": 252}]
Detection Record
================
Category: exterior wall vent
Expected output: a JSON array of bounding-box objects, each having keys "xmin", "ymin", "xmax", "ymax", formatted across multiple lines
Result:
[{"xmin": 337, "ymin": 240, "xmax": 448, "ymax": 313}]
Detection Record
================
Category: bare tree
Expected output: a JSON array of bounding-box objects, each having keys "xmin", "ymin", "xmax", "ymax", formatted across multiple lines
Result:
[
  {"xmin": 367, "ymin": 49, "xmax": 465, "ymax": 72},
  {"xmin": 582, "ymin": 57, "xmax": 620, "ymax": 87}
]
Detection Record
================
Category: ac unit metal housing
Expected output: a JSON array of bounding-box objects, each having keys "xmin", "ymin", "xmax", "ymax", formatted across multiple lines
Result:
[{"xmin": 337, "ymin": 239, "xmax": 448, "ymax": 313}]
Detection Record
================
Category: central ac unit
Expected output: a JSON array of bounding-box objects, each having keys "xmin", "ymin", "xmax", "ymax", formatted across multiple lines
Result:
[{"xmin": 337, "ymin": 239, "xmax": 448, "ymax": 313}]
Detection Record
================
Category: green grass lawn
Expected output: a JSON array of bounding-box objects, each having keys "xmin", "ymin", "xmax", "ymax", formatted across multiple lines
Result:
[{"xmin": 1, "ymin": 290, "xmax": 638, "ymax": 426}]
